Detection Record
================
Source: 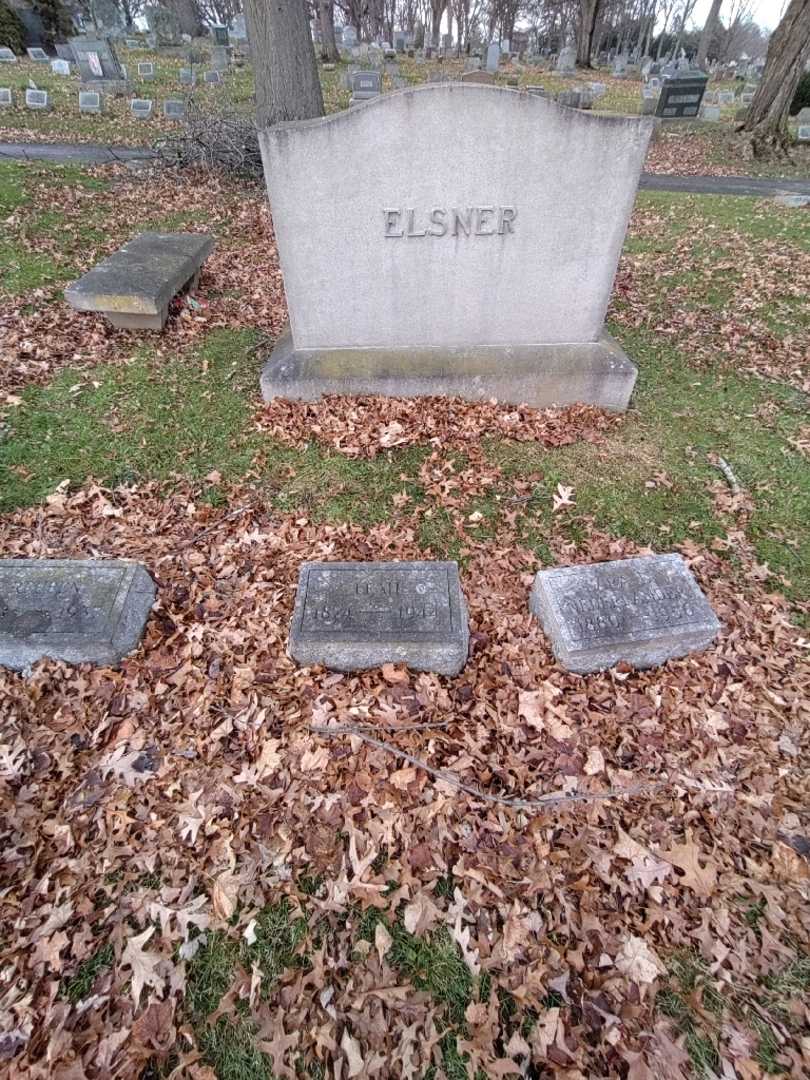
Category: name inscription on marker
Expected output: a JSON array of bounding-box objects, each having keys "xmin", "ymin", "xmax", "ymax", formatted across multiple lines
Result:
[
  {"xmin": 384, "ymin": 206, "xmax": 517, "ymax": 238},
  {"xmin": 301, "ymin": 565, "xmax": 453, "ymax": 637},
  {"xmin": 559, "ymin": 580, "xmax": 699, "ymax": 647}
]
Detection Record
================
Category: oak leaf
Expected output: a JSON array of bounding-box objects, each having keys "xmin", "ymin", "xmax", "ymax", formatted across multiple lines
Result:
[
  {"xmin": 615, "ymin": 935, "xmax": 665, "ymax": 985},
  {"xmin": 121, "ymin": 926, "xmax": 164, "ymax": 1006}
]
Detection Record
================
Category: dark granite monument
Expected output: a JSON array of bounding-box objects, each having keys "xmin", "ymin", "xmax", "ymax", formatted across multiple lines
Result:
[
  {"xmin": 529, "ymin": 554, "xmax": 720, "ymax": 673},
  {"xmin": 0, "ymin": 560, "xmax": 155, "ymax": 671},
  {"xmin": 656, "ymin": 70, "xmax": 708, "ymax": 119},
  {"xmin": 289, "ymin": 561, "xmax": 469, "ymax": 674}
]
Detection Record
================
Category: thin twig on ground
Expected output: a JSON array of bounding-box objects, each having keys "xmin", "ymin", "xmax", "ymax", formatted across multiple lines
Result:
[
  {"xmin": 713, "ymin": 455, "xmax": 742, "ymax": 494},
  {"xmin": 310, "ymin": 724, "xmax": 663, "ymax": 811},
  {"xmin": 156, "ymin": 506, "xmax": 254, "ymax": 562}
]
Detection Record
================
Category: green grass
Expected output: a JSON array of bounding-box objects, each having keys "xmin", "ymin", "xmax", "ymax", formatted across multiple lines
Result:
[
  {"xmin": 0, "ymin": 328, "xmax": 263, "ymax": 510},
  {"xmin": 61, "ymin": 942, "xmax": 115, "ymax": 1003},
  {"xmin": 0, "ymin": 160, "xmax": 111, "ymax": 295},
  {"xmin": 657, "ymin": 949, "xmax": 808, "ymax": 1076},
  {"xmin": 388, "ymin": 923, "xmax": 474, "ymax": 1024},
  {"xmin": 197, "ymin": 1017, "xmax": 273, "ymax": 1080},
  {"xmin": 185, "ymin": 899, "xmax": 307, "ymax": 1078}
]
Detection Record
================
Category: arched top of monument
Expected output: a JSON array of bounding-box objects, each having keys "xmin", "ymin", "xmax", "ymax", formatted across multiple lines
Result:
[{"xmin": 266, "ymin": 81, "xmax": 654, "ymax": 140}]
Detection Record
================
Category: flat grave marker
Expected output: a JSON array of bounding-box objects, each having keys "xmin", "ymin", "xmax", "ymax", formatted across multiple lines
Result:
[
  {"xmin": 203, "ymin": 69, "xmax": 222, "ymax": 83},
  {"xmin": 798, "ymin": 124, "xmax": 810, "ymax": 142},
  {"xmin": 289, "ymin": 560, "xmax": 469, "ymax": 675},
  {"xmin": 51, "ymin": 58, "xmax": 70, "ymax": 75},
  {"xmin": 164, "ymin": 98, "xmax": 186, "ymax": 118},
  {"xmin": 0, "ymin": 87, "xmax": 13, "ymax": 106},
  {"xmin": 529, "ymin": 554, "xmax": 721, "ymax": 674},
  {"xmin": 179, "ymin": 68, "xmax": 194, "ymax": 85},
  {"xmin": 0, "ymin": 47, "xmax": 17, "ymax": 63},
  {"xmin": 131, "ymin": 97, "xmax": 153, "ymax": 118},
  {"xmin": 25, "ymin": 88, "xmax": 49, "ymax": 109},
  {"xmin": 137, "ymin": 61, "xmax": 154, "ymax": 79},
  {"xmin": 26, "ymin": 47, "xmax": 48, "ymax": 63},
  {"xmin": 0, "ymin": 560, "xmax": 156, "ymax": 671},
  {"xmin": 79, "ymin": 90, "xmax": 102, "ymax": 112},
  {"xmin": 702, "ymin": 104, "xmax": 721, "ymax": 121}
]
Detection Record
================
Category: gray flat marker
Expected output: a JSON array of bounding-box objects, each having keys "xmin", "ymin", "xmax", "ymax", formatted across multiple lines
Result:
[
  {"xmin": 0, "ymin": 560, "xmax": 155, "ymax": 671},
  {"xmin": 289, "ymin": 561, "xmax": 469, "ymax": 675},
  {"xmin": 25, "ymin": 88, "xmax": 49, "ymax": 109},
  {"xmin": 529, "ymin": 554, "xmax": 720, "ymax": 674}
]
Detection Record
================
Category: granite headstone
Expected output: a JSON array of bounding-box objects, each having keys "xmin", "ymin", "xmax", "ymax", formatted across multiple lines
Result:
[
  {"xmin": 289, "ymin": 560, "xmax": 469, "ymax": 674},
  {"xmin": 258, "ymin": 84, "xmax": 652, "ymax": 412},
  {"xmin": 529, "ymin": 554, "xmax": 720, "ymax": 673},
  {"xmin": 0, "ymin": 560, "xmax": 155, "ymax": 671}
]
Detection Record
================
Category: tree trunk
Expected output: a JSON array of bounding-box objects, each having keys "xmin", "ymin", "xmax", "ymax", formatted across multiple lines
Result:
[
  {"xmin": 740, "ymin": 0, "xmax": 810, "ymax": 158},
  {"xmin": 430, "ymin": 0, "xmax": 444, "ymax": 47},
  {"xmin": 576, "ymin": 0, "xmax": 602, "ymax": 67},
  {"xmin": 696, "ymin": 0, "xmax": 722, "ymax": 70},
  {"xmin": 318, "ymin": 0, "xmax": 339, "ymax": 61},
  {"xmin": 244, "ymin": 0, "xmax": 325, "ymax": 130},
  {"xmin": 166, "ymin": 0, "xmax": 204, "ymax": 38}
]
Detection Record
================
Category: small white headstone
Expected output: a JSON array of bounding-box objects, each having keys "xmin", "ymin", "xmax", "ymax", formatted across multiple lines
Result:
[
  {"xmin": 798, "ymin": 125, "xmax": 810, "ymax": 142},
  {"xmin": 51, "ymin": 58, "xmax": 70, "ymax": 75},
  {"xmin": 130, "ymin": 97, "xmax": 153, "ymax": 119},
  {"xmin": 703, "ymin": 104, "xmax": 721, "ymax": 121},
  {"xmin": 25, "ymin": 88, "xmax": 49, "ymax": 109},
  {"xmin": 485, "ymin": 41, "xmax": 499, "ymax": 73},
  {"xmin": 79, "ymin": 90, "xmax": 102, "ymax": 113}
]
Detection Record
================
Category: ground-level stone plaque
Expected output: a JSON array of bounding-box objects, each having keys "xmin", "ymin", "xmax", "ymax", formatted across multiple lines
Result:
[
  {"xmin": 289, "ymin": 561, "xmax": 469, "ymax": 675},
  {"xmin": 0, "ymin": 560, "xmax": 156, "ymax": 671},
  {"xmin": 529, "ymin": 554, "xmax": 720, "ymax": 674}
]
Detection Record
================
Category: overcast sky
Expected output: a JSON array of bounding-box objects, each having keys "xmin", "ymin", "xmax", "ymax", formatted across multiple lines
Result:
[{"xmin": 689, "ymin": 0, "xmax": 786, "ymax": 31}]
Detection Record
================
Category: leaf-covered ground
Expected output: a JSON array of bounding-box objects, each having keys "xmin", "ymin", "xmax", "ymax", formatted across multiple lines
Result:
[{"xmin": 1, "ymin": 160, "xmax": 809, "ymax": 1079}]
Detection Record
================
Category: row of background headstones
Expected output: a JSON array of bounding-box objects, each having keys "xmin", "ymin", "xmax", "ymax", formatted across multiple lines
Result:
[{"xmin": 0, "ymin": 88, "xmax": 188, "ymax": 118}]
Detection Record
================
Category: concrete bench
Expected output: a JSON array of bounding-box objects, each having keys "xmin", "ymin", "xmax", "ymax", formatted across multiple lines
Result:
[{"xmin": 65, "ymin": 231, "xmax": 215, "ymax": 330}]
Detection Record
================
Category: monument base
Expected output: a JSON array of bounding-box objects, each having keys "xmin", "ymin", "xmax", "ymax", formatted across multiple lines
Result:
[{"xmin": 261, "ymin": 327, "xmax": 637, "ymax": 412}]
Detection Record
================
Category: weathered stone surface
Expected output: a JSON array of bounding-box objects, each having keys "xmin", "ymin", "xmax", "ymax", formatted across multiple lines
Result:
[
  {"xmin": 0, "ymin": 560, "xmax": 155, "ymax": 671},
  {"xmin": 289, "ymin": 561, "xmax": 469, "ymax": 675},
  {"xmin": 258, "ymin": 84, "xmax": 652, "ymax": 412},
  {"xmin": 262, "ymin": 326, "xmax": 637, "ymax": 411},
  {"xmin": 529, "ymin": 554, "xmax": 720, "ymax": 674},
  {"xmin": 65, "ymin": 231, "xmax": 214, "ymax": 330}
]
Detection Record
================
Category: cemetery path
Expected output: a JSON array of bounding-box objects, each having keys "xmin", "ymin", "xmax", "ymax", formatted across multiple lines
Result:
[
  {"xmin": 638, "ymin": 172, "xmax": 810, "ymax": 197},
  {"xmin": 2, "ymin": 141, "xmax": 810, "ymax": 198},
  {"xmin": 0, "ymin": 142, "xmax": 156, "ymax": 165}
]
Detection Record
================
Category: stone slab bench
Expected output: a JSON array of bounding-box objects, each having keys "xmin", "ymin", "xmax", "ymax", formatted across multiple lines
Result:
[{"xmin": 65, "ymin": 231, "xmax": 215, "ymax": 330}]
